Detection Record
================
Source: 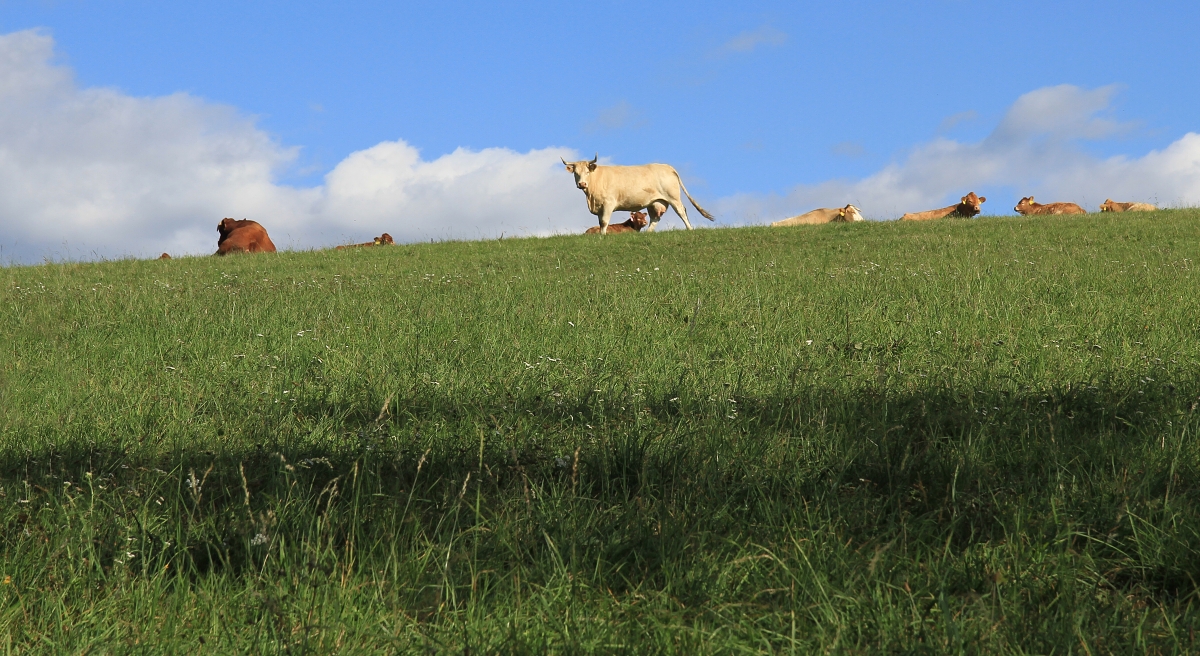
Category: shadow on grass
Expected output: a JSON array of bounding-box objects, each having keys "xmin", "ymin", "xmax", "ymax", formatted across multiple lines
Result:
[{"xmin": 4, "ymin": 377, "xmax": 1199, "ymax": 601}]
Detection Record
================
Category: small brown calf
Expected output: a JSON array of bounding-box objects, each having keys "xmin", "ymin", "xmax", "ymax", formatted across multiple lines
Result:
[{"xmin": 586, "ymin": 211, "xmax": 649, "ymax": 234}]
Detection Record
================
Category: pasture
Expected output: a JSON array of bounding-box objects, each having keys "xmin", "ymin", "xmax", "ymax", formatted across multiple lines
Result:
[{"xmin": 2, "ymin": 210, "xmax": 1199, "ymax": 653}]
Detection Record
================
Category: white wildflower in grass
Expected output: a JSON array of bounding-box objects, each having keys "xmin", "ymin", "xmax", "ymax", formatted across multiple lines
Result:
[{"xmin": 251, "ymin": 533, "xmax": 269, "ymax": 546}]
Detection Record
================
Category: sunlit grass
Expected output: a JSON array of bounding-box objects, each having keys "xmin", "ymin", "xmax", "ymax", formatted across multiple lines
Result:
[{"xmin": 2, "ymin": 210, "xmax": 1199, "ymax": 652}]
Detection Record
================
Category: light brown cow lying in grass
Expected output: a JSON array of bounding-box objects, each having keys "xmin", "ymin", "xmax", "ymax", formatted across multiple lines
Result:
[
  {"xmin": 586, "ymin": 211, "xmax": 649, "ymax": 234},
  {"xmin": 216, "ymin": 218, "xmax": 277, "ymax": 255},
  {"xmin": 1014, "ymin": 196, "xmax": 1086, "ymax": 215},
  {"xmin": 336, "ymin": 233, "xmax": 395, "ymax": 250},
  {"xmin": 771, "ymin": 204, "xmax": 864, "ymax": 226},
  {"xmin": 901, "ymin": 192, "xmax": 986, "ymax": 221},
  {"xmin": 1100, "ymin": 199, "xmax": 1157, "ymax": 213}
]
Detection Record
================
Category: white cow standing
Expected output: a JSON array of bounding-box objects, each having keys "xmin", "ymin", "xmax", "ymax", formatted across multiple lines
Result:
[{"xmin": 563, "ymin": 155, "xmax": 715, "ymax": 234}]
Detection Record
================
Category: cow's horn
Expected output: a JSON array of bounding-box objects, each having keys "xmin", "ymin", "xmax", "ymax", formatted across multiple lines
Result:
[
  {"xmin": 561, "ymin": 157, "xmax": 569, "ymax": 165},
  {"xmin": 589, "ymin": 153, "xmax": 598, "ymax": 165}
]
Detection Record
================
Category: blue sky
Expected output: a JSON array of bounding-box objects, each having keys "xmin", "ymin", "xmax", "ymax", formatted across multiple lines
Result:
[{"xmin": 2, "ymin": 1, "xmax": 1200, "ymax": 261}]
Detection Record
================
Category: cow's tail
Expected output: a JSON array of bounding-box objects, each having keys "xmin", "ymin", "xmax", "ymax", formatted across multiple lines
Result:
[{"xmin": 677, "ymin": 175, "xmax": 716, "ymax": 221}]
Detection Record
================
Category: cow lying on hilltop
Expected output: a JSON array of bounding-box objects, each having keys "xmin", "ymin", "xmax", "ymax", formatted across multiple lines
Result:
[
  {"xmin": 563, "ymin": 155, "xmax": 715, "ymax": 234},
  {"xmin": 216, "ymin": 218, "xmax": 277, "ymax": 255},
  {"xmin": 772, "ymin": 204, "xmax": 864, "ymax": 226},
  {"xmin": 901, "ymin": 192, "xmax": 986, "ymax": 221},
  {"xmin": 158, "ymin": 253, "xmax": 171, "ymax": 260},
  {"xmin": 336, "ymin": 233, "xmax": 395, "ymax": 250},
  {"xmin": 1014, "ymin": 197, "xmax": 1085, "ymax": 216},
  {"xmin": 1100, "ymin": 199, "xmax": 1157, "ymax": 213},
  {"xmin": 586, "ymin": 211, "xmax": 648, "ymax": 234}
]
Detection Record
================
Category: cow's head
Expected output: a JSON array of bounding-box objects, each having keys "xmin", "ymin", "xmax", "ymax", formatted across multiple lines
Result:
[
  {"xmin": 629, "ymin": 211, "xmax": 649, "ymax": 230},
  {"xmin": 1014, "ymin": 196, "xmax": 1035, "ymax": 214},
  {"xmin": 159, "ymin": 253, "xmax": 171, "ymax": 260},
  {"xmin": 1099, "ymin": 199, "xmax": 1115, "ymax": 212},
  {"xmin": 379, "ymin": 233, "xmax": 394, "ymax": 245},
  {"xmin": 562, "ymin": 154, "xmax": 599, "ymax": 192},
  {"xmin": 217, "ymin": 218, "xmax": 238, "ymax": 237},
  {"xmin": 957, "ymin": 192, "xmax": 986, "ymax": 217},
  {"xmin": 839, "ymin": 204, "xmax": 865, "ymax": 222}
]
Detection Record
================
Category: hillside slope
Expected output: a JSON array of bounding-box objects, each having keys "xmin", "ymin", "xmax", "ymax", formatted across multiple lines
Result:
[{"xmin": 3, "ymin": 211, "xmax": 1200, "ymax": 652}]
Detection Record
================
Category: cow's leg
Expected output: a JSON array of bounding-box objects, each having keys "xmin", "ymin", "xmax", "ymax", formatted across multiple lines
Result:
[
  {"xmin": 597, "ymin": 206, "xmax": 614, "ymax": 235},
  {"xmin": 667, "ymin": 197, "xmax": 695, "ymax": 230}
]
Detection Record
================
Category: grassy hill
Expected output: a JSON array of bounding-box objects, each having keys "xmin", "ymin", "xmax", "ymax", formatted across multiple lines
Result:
[{"xmin": 3, "ymin": 211, "xmax": 1200, "ymax": 653}]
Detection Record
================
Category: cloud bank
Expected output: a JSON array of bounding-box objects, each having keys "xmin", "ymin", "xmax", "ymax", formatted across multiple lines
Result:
[
  {"xmin": 720, "ymin": 84, "xmax": 1200, "ymax": 222},
  {"xmin": 4, "ymin": 29, "xmax": 1200, "ymax": 263},
  {"xmin": 0, "ymin": 30, "xmax": 590, "ymax": 263}
]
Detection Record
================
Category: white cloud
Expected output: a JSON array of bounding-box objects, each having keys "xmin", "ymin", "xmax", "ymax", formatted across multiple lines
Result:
[
  {"xmin": 717, "ymin": 26, "xmax": 788, "ymax": 55},
  {"xmin": 0, "ymin": 30, "xmax": 592, "ymax": 263},
  {"xmin": 719, "ymin": 84, "xmax": 1200, "ymax": 222}
]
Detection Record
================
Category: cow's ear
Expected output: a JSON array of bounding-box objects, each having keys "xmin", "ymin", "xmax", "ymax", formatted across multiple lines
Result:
[
  {"xmin": 1027, "ymin": 196, "xmax": 1033, "ymax": 202},
  {"xmin": 979, "ymin": 197, "xmax": 985, "ymax": 203},
  {"xmin": 587, "ymin": 161, "xmax": 597, "ymax": 171},
  {"xmin": 564, "ymin": 164, "xmax": 574, "ymax": 172}
]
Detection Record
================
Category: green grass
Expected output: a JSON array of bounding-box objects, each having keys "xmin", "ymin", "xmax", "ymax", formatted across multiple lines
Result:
[{"xmin": 3, "ymin": 210, "xmax": 1200, "ymax": 653}]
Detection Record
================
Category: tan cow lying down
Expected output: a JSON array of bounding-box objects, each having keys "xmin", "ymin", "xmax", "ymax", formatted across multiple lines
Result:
[
  {"xmin": 563, "ymin": 155, "xmax": 715, "ymax": 234},
  {"xmin": 586, "ymin": 211, "xmax": 648, "ymax": 234},
  {"xmin": 1100, "ymin": 199, "xmax": 1157, "ymax": 213},
  {"xmin": 216, "ymin": 218, "xmax": 277, "ymax": 255},
  {"xmin": 771, "ymin": 204, "xmax": 864, "ymax": 226},
  {"xmin": 336, "ymin": 233, "xmax": 395, "ymax": 250},
  {"xmin": 1014, "ymin": 196, "xmax": 1085, "ymax": 216},
  {"xmin": 901, "ymin": 192, "xmax": 986, "ymax": 221}
]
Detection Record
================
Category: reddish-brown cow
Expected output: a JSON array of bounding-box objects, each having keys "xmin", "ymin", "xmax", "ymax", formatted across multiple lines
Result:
[
  {"xmin": 158, "ymin": 253, "xmax": 171, "ymax": 260},
  {"xmin": 901, "ymin": 192, "xmax": 986, "ymax": 221},
  {"xmin": 1014, "ymin": 196, "xmax": 1085, "ymax": 216},
  {"xmin": 585, "ymin": 211, "xmax": 649, "ymax": 234},
  {"xmin": 216, "ymin": 218, "xmax": 277, "ymax": 255}
]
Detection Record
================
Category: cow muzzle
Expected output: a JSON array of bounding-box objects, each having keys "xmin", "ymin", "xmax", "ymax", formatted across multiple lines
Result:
[{"xmin": 577, "ymin": 182, "xmax": 587, "ymax": 190}]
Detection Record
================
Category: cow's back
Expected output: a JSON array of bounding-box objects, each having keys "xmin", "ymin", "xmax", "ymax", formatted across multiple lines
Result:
[
  {"xmin": 901, "ymin": 206, "xmax": 956, "ymax": 221},
  {"xmin": 773, "ymin": 208, "xmax": 841, "ymax": 226},
  {"xmin": 217, "ymin": 223, "xmax": 277, "ymax": 254},
  {"xmin": 587, "ymin": 164, "xmax": 677, "ymax": 208},
  {"xmin": 1037, "ymin": 203, "xmax": 1086, "ymax": 215}
]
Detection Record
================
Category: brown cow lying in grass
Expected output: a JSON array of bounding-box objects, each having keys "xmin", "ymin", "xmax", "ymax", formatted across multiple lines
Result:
[
  {"xmin": 158, "ymin": 253, "xmax": 171, "ymax": 260},
  {"xmin": 901, "ymin": 192, "xmax": 986, "ymax": 221},
  {"xmin": 216, "ymin": 218, "xmax": 277, "ymax": 255},
  {"xmin": 1014, "ymin": 196, "xmax": 1085, "ymax": 216},
  {"xmin": 771, "ymin": 204, "xmax": 864, "ymax": 226},
  {"xmin": 336, "ymin": 233, "xmax": 395, "ymax": 250},
  {"xmin": 586, "ymin": 211, "xmax": 649, "ymax": 234},
  {"xmin": 1100, "ymin": 199, "xmax": 1157, "ymax": 213}
]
